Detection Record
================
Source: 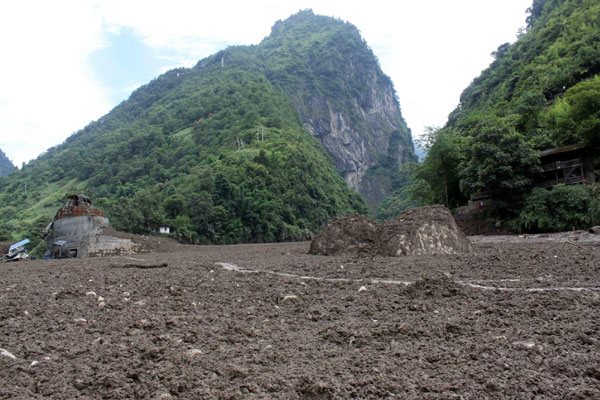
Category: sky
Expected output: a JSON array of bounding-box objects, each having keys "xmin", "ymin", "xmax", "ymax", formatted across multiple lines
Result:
[{"xmin": 0, "ymin": 0, "xmax": 532, "ymax": 167}]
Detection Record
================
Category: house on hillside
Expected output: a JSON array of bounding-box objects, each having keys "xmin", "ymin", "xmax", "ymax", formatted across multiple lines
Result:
[{"xmin": 537, "ymin": 144, "xmax": 596, "ymax": 188}]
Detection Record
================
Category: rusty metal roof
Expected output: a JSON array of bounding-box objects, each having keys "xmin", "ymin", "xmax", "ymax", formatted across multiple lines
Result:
[{"xmin": 539, "ymin": 144, "xmax": 587, "ymax": 158}]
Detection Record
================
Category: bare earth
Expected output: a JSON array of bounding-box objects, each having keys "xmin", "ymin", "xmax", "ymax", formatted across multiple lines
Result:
[{"xmin": 1, "ymin": 234, "xmax": 600, "ymax": 399}]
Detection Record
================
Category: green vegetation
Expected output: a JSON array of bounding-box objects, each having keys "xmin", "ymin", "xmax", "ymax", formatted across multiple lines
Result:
[
  {"xmin": 0, "ymin": 11, "xmax": 379, "ymax": 243},
  {"xmin": 377, "ymin": 0, "xmax": 600, "ymax": 229},
  {"xmin": 517, "ymin": 184, "xmax": 600, "ymax": 232},
  {"xmin": 0, "ymin": 148, "xmax": 15, "ymax": 177}
]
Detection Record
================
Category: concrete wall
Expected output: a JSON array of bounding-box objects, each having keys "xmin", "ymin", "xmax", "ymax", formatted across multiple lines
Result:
[
  {"xmin": 52, "ymin": 215, "xmax": 109, "ymax": 237},
  {"xmin": 48, "ymin": 215, "xmax": 138, "ymax": 258}
]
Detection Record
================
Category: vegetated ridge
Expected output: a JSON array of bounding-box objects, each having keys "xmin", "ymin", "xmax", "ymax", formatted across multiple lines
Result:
[
  {"xmin": 0, "ymin": 10, "xmax": 415, "ymax": 245},
  {"xmin": 379, "ymin": 0, "xmax": 600, "ymax": 231},
  {"xmin": 0, "ymin": 148, "xmax": 15, "ymax": 177}
]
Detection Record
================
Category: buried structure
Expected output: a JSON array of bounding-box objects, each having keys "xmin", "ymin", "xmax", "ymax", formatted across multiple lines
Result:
[
  {"xmin": 309, "ymin": 205, "xmax": 472, "ymax": 257},
  {"xmin": 42, "ymin": 194, "xmax": 140, "ymax": 258}
]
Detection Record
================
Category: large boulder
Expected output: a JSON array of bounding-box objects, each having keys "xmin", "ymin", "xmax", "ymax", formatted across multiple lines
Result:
[
  {"xmin": 309, "ymin": 214, "xmax": 378, "ymax": 256},
  {"xmin": 377, "ymin": 206, "xmax": 472, "ymax": 256},
  {"xmin": 309, "ymin": 206, "xmax": 471, "ymax": 257}
]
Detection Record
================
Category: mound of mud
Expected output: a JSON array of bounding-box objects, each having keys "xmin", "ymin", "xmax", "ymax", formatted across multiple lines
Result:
[
  {"xmin": 309, "ymin": 214, "xmax": 377, "ymax": 256},
  {"xmin": 378, "ymin": 206, "xmax": 472, "ymax": 256},
  {"xmin": 0, "ymin": 241, "xmax": 14, "ymax": 256},
  {"xmin": 310, "ymin": 206, "xmax": 471, "ymax": 257}
]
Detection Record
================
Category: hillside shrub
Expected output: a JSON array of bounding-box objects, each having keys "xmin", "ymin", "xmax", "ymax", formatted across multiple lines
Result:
[{"xmin": 516, "ymin": 184, "xmax": 599, "ymax": 232}]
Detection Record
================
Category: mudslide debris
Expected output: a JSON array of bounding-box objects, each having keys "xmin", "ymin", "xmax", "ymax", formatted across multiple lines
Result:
[{"xmin": 310, "ymin": 205, "xmax": 471, "ymax": 257}]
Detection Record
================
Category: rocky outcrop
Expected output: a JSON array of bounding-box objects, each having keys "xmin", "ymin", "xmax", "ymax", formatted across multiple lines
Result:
[{"xmin": 294, "ymin": 63, "xmax": 414, "ymax": 209}]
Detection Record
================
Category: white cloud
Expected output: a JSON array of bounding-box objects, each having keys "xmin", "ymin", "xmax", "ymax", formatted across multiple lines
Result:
[
  {"xmin": 0, "ymin": 0, "xmax": 532, "ymax": 166},
  {"xmin": 0, "ymin": 1, "xmax": 112, "ymax": 166}
]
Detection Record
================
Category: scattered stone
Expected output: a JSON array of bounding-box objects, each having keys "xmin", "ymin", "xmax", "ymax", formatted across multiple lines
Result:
[
  {"xmin": 73, "ymin": 379, "xmax": 89, "ymax": 390},
  {"xmin": 358, "ymin": 286, "xmax": 367, "ymax": 292},
  {"xmin": 282, "ymin": 295, "xmax": 298, "ymax": 302},
  {"xmin": 86, "ymin": 291, "xmax": 97, "ymax": 297},
  {"xmin": 0, "ymin": 349, "xmax": 16, "ymax": 360},
  {"xmin": 186, "ymin": 348, "xmax": 203, "ymax": 356},
  {"xmin": 512, "ymin": 340, "xmax": 536, "ymax": 349},
  {"xmin": 30, "ymin": 360, "xmax": 39, "ymax": 367}
]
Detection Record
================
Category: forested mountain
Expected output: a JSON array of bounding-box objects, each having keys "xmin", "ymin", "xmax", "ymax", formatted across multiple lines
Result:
[
  {"xmin": 380, "ymin": 0, "xmax": 600, "ymax": 230},
  {"xmin": 0, "ymin": 10, "xmax": 415, "ymax": 243},
  {"xmin": 0, "ymin": 149, "xmax": 15, "ymax": 177}
]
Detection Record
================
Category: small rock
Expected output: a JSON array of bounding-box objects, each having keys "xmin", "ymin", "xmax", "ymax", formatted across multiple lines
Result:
[
  {"xmin": 282, "ymin": 295, "xmax": 298, "ymax": 302},
  {"xmin": 73, "ymin": 379, "xmax": 89, "ymax": 390},
  {"xmin": 98, "ymin": 302, "xmax": 106, "ymax": 308},
  {"xmin": 30, "ymin": 360, "xmax": 39, "ymax": 367},
  {"xmin": 358, "ymin": 286, "xmax": 367, "ymax": 292},
  {"xmin": 0, "ymin": 349, "xmax": 17, "ymax": 360},
  {"xmin": 186, "ymin": 348, "xmax": 203, "ymax": 356},
  {"xmin": 86, "ymin": 291, "xmax": 96, "ymax": 297},
  {"xmin": 97, "ymin": 296, "xmax": 104, "ymax": 302},
  {"xmin": 73, "ymin": 318, "xmax": 87, "ymax": 323},
  {"xmin": 512, "ymin": 340, "xmax": 536, "ymax": 349}
]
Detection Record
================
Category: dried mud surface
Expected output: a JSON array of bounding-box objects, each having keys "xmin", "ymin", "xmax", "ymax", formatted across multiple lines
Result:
[{"xmin": 1, "ymin": 236, "xmax": 600, "ymax": 399}]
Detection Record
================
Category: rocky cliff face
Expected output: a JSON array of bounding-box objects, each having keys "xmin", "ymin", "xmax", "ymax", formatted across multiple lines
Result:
[
  {"xmin": 298, "ymin": 73, "xmax": 404, "ymax": 189},
  {"xmin": 262, "ymin": 10, "xmax": 416, "ymax": 209}
]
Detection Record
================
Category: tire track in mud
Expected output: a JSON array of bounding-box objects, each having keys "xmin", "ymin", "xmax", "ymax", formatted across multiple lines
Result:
[{"xmin": 215, "ymin": 262, "xmax": 600, "ymax": 293}]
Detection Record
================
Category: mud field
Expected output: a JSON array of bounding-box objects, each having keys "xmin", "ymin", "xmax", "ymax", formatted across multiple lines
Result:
[{"xmin": 1, "ymin": 235, "xmax": 600, "ymax": 399}]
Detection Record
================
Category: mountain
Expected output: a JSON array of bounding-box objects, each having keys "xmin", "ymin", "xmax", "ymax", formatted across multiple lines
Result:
[
  {"xmin": 0, "ymin": 10, "xmax": 415, "ymax": 243},
  {"xmin": 259, "ymin": 11, "xmax": 415, "ymax": 206},
  {"xmin": 403, "ymin": 0, "xmax": 600, "ymax": 229},
  {"xmin": 0, "ymin": 148, "xmax": 15, "ymax": 177}
]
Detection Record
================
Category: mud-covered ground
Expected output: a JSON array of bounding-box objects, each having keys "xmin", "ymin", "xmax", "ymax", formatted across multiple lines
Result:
[{"xmin": 1, "ymin": 235, "xmax": 600, "ymax": 399}]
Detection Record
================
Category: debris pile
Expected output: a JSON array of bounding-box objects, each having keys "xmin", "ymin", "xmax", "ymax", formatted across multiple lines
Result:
[
  {"xmin": 309, "ymin": 205, "xmax": 471, "ymax": 257},
  {"xmin": 378, "ymin": 206, "xmax": 472, "ymax": 256},
  {"xmin": 3, "ymin": 239, "xmax": 30, "ymax": 262},
  {"xmin": 309, "ymin": 214, "xmax": 377, "ymax": 256}
]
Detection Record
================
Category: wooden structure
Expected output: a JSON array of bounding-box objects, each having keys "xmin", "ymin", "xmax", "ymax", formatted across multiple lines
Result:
[{"xmin": 537, "ymin": 144, "xmax": 595, "ymax": 188}]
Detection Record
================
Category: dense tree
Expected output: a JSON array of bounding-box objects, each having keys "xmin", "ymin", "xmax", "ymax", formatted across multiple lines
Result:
[{"xmin": 394, "ymin": 0, "xmax": 600, "ymax": 229}]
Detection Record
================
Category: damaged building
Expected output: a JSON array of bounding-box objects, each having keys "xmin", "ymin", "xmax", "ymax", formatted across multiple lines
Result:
[{"xmin": 43, "ymin": 194, "xmax": 140, "ymax": 258}]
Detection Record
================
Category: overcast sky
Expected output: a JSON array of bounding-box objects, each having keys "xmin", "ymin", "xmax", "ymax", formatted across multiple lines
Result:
[{"xmin": 0, "ymin": 0, "xmax": 532, "ymax": 167}]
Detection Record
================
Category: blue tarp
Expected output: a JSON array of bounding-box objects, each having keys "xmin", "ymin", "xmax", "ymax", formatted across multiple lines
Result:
[{"xmin": 9, "ymin": 239, "xmax": 30, "ymax": 252}]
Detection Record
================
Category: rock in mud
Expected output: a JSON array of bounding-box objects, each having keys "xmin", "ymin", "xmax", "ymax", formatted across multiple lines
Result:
[
  {"xmin": 310, "ymin": 206, "xmax": 471, "ymax": 257},
  {"xmin": 377, "ymin": 206, "xmax": 472, "ymax": 256}
]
